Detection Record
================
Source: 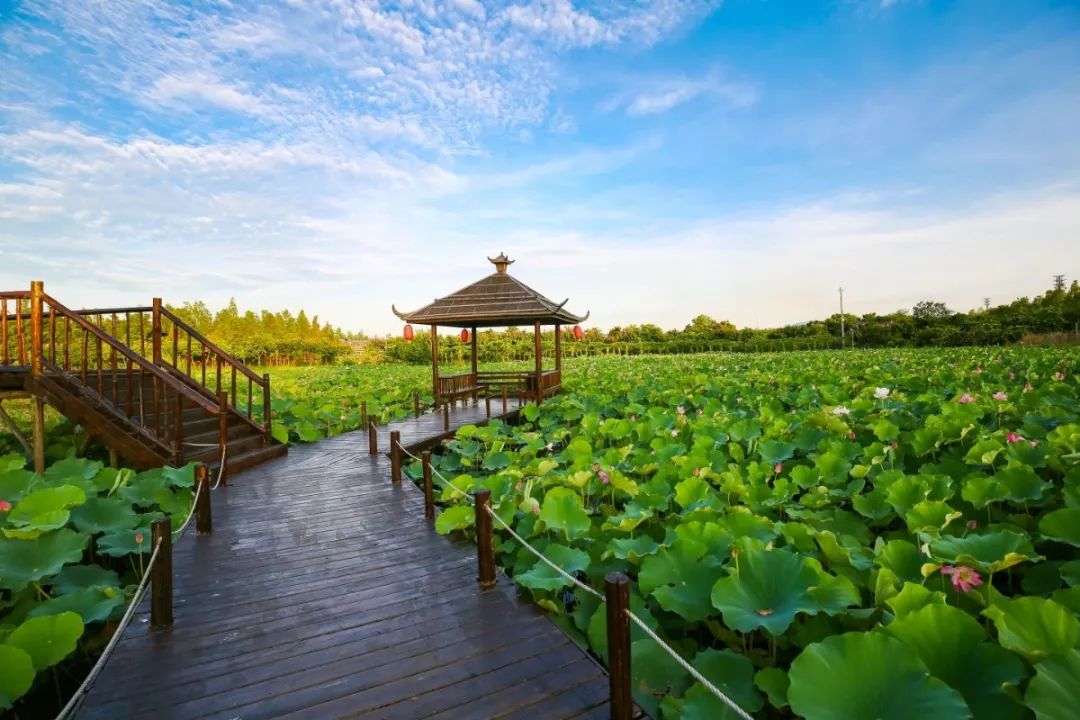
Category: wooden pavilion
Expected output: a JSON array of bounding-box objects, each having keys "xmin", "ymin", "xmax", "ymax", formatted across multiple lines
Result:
[{"xmin": 393, "ymin": 254, "xmax": 588, "ymax": 407}]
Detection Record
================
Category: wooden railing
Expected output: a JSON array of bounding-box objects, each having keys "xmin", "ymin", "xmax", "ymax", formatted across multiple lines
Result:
[
  {"xmin": 1, "ymin": 291, "xmax": 32, "ymax": 369},
  {"xmin": 437, "ymin": 372, "xmax": 479, "ymax": 398},
  {"xmin": 156, "ymin": 304, "xmax": 271, "ymax": 440},
  {"xmin": 34, "ymin": 290, "xmax": 220, "ymax": 463}
]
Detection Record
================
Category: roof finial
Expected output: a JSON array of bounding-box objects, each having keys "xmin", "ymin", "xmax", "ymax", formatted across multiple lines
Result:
[{"xmin": 488, "ymin": 252, "xmax": 514, "ymax": 274}]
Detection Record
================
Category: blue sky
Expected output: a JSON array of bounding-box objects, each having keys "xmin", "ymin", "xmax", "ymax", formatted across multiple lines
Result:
[{"xmin": 1, "ymin": 0, "xmax": 1078, "ymax": 334}]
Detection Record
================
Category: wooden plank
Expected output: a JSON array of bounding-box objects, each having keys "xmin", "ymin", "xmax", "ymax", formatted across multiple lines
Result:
[{"xmin": 77, "ymin": 399, "xmax": 613, "ymax": 720}]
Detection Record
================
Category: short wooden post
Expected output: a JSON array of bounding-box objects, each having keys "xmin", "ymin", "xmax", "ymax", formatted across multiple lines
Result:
[
  {"xmin": 442, "ymin": 402, "xmax": 450, "ymax": 431},
  {"xmin": 390, "ymin": 431, "xmax": 402, "ymax": 483},
  {"xmin": 361, "ymin": 400, "xmax": 368, "ymax": 428},
  {"xmin": 606, "ymin": 572, "xmax": 632, "ymax": 720},
  {"xmin": 217, "ymin": 391, "xmax": 229, "ymax": 487},
  {"xmin": 502, "ymin": 385, "xmax": 508, "ymax": 414},
  {"xmin": 262, "ymin": 373, "xmax": 272, "ymax": 441},
  {"xmin": 150, "ymin": 517, "xmax": 173, "ymax": 629},
  {"xmin": 413, "ymin": 391, "xmax": 420, "ymax": 418},
  {"xmin": 422, "ymin": 451, "xmax": 434, "ymax": 521},
  {"xmin": 474, "ymin": 489, "xmax": 496, "ymax": 588},
  {"xmin": 151, "ymin": 298, "xmax": 162, "ymax": 365},
  {"xmin": 368, "ymin": 419, "xmax": 377, "ymax": 455},
  {"xmin": 195, "ymin": 464, "xmax": 211, "ymax": 535},
  {"xmin": 485, "ymin": 394, "xmax": 491, "ymax": 418}
]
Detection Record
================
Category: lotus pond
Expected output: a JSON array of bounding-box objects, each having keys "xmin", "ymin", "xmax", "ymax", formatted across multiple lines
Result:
[
  {"xmin": 407, "ymin": 348, "xmax": 1080, "ymax": 719},
  {"xmin": 0, "ymin": 457, "xmax": 198, "ymax": 715}
]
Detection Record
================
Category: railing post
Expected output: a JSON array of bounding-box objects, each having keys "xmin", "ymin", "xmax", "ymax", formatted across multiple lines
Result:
[
  {"xmin": 502, "ymin": 385, "xmax": 508, "ymax": 414},
  {"xmin": 390, "ymin": 431, "xmax": 402, "ymax": 483},
  {"xmin": 29, "ymin": 281, "xmax": 43, "ymax": 377},
  {"xmin": 422, "ymin": 451, "xmax": 434, "ymax": 521},
  {"xmin": 443, "ymin": 402, "xmax": 450, "ymax": 431},
  {"xmin": 361, "ymin": 400, "xmax": 368, "ymax": 428},
  {"xmin": 217, "ymin": 391, "xmax": 229, "ymax": 488},
  {"xmin": 368, "ymin": 419, "xmax": 377, "ymax": 455},
  {"xmin": 150, "ymin": 517, "xmax": 173, "ymax": 629},
  {"xmin": 263, "ymin": 373, "xmax": 272, "ymax": 441},
  {"xmin": 152, "ymin": 298, "xmax": 162, "ymax": 365},
  {"xmin": 413, "ymin": 391, "xmax": 420, "ymax": 418},
  {"xmin": 605, "ymin": 572, "xmax": 632, "ymax": 720},
  {"xmin": 474, "ymin": 488, "xmax": 496, "ymax": 589},
  {"xmin": 195, "ymin": 463, "xmax": 212, "ymax": 535},
  {"xmin": 485, "ymin": 393, "xmax": 491, "ymax": 418}
]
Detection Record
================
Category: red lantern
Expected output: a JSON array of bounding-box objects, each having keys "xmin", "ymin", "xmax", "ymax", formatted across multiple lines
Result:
[
  {"xmin": 403, "ymin": 324, "xmax": 414, "ymax": 341},
  {"xmin": 573, "ymin": 325, "xmax": 584, "ymax": 340},
  {"xmin": 460, "ymin": 328, "xmax": 470, "ymax": 342}
]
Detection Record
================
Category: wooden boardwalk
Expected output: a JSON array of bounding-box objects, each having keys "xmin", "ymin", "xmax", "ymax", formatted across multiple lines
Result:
[{"xmin": 78, "ymin": 400, "xmax": 612, "ymax": 719}]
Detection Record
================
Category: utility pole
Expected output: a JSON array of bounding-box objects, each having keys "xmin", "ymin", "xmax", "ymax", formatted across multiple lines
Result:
[
  {"xmin": 983, "ymin": 297, "xmax": 991, "ymax": 311},
  {"xmin": 1053, "ymin": 274, "xmax": 1066, "ymax": 292},
  {"xmin": 838, "ymin": 287, "xmax": 845, "ymax": 348}
]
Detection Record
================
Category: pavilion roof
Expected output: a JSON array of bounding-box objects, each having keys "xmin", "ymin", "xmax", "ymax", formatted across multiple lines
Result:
[{"xmin": 392, "ymin": 255, "xmax": 589, "ymax": 328}]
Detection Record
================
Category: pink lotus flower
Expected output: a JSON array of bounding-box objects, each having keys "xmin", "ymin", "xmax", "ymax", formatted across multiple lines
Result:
[
  {"xmin": 696, "ymin": 409, "xmax": 703, "ymax": 415},
  {"xmin": 1008, "ymin": 371, "xmax": 1016, "ymax": 380},
  {"xmin": 941, "ymin": 565, "xmax": 983, "ymax": 592},
  {"xmin": 0, "ymin": 500, "xmax": 11, "ymax": 512},
  {"xmin": 1006, "ymin": 432, "xmax": 1024, "ymax": 444},
  {"xmin": 992, "ymin": 391, "xmax": 1008, "ymax": 401},
  {"xmin": 1024, "ymin": 383, "xmax": 1034, "ymax": 392},
  {"xmin": 598, "ymin": 470, "xmax": 610, "ymax": 485},
  {"xmin": 531, "ymin": 505, "xmax": 540, "ymax": 514},
  {"xmin": 848, "ymin": 431, "xmax": 856, "ymax": 440},
  {"xmin": 966, "ymin": 519, "xmax": 977, "ymax": 529},
  {"xmin": 692, "ymin": 467, "xmax": 701, "ymax": 477},
  {"xmin": 773, "ymin": 463, "xmax": 782, "ymax": 474},
  {"xmin": 1031, "ymin": 440, "xmax": 1040, "ymax": 448},
  {"xmin": 671, "ymin": 429, "xmax": 679, "ymax": 437},
  {"xmin": 677, "ymin": 406, "xmax": 686, "ymax": 415},
  {"xmin": 957, "ymin": 394, "xmax": 976, "ymax": 404},
  {"xmin": 1055, "ymin": 372, "xmax": 1066, "ymax": 381},
  {"xmin": 592, "ymin": 463, "xmax": 601, "ymax": 473},
  {"xmin": 973, "ymin": 367, "xmax": 983, "ymax": 374},
  {"xmin": 135, "ymin": 532, "xmax": 145, "ymax": 544},
  {"xmin": 832, "ymin": 406, "xmax": 851, "ymax": 416}
]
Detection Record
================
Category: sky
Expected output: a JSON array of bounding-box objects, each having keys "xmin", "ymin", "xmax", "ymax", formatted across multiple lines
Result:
[{"xmin": 1, "ymin": 0, "xmax": 1078, "ymax": 336}]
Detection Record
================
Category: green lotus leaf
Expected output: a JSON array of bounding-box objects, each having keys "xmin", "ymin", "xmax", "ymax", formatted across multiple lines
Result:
[
  {"xmin": 515, "ymin": 543, "xmax": 589, "ymax": 592},
  {"xmin": 7, "ymin": 484, "xmax": 86, "ymax": 531},
  {"xmin": 604, "ymin": 503, "xmax": 653, "ymax": 532},
  {"xmin": 117, "ymin": 472, "xmax": 170, "ymax": 506},
  {"xmin": 886, "ymin": 582, "xmax": 947, "ymax": 618},
  {"xmin": 852, "ymin": 486, "xmax": 892, "ymax": 520},
  {"xmin": 1039, "ymin": 508, "xmax": 1080, "ymax": 548},
  {"xmin": 674, "ymin": 476, "xmax": 714, "ymax": 509},
  {"xmin": 807, "ymin": 568, "xmax": 860, "ymax": 615},
  {"xmin": 755, "ymin": 667, "xmax": 789, "ymax": 709},
  {"xmin": 788, "ymin": 631, "xmax": 971, "ymax": 720},
  {"xmin": 983, "ymin": 597, "xmax": 1080, "ymax": 663},
  {"xmin": 758, "ymin": 440, "xmax": 796, "ymax": 466},
  {"xmin": 161, "ymin": 464, "xmax": 196, "ymax": 489},
  {"xmin": 96, "ymin": 523, "xmax": 157, "ymax": 557},
  {"xmin": 711, "ymin": 547, "xmax": 820, "ymax": 635},
  {"xmin": 727, "ymin": 419, "xmax": 762, "ymax": 443},
  {"xmin": 965, "ymin": 439, "xmax": 1005, "ymax": 467},
  {"xmin": 0, "ymin": 453, "xmax": 26, "ymax": 473},
  {"xmin": 995, "ymin": 466, "xmax": 1049, "ymax": 503},
  {"xmin": 433, "ymin": 505, "xmax": 473, "ymax": 535},
  {"xmin": 43, "ymin": 457, "xmax": 103, "ymax": 484},
  {"xmin": 539, "ymin": 487, "xmax": 590, "ymax": 541},
  {"xmin": 69, "ymin": 497, "xmax": 139, "ymax": 535},
  {"xmin": 961, "ymin": 475, "xmax": 1008, "ymax": 509},
  {"xmin": 885, "ymin": 604, "xmax": 1026, "ymax": 720},
  {"xmin": 814, "ymin": 450, "xmax": 852, "ymax": 486},
  {"xmin": 932, "ymin": 529, "xmax": 1039, "ymax": 573},
  {"xmin": 482, "ymin": 451, "xmax": 511, "ymax": 470},
  {"xmin": 29, "ymin": 586, "xmax": 124, "ymax": 624},
  {"xmin": 886, "ymin": 475, "xmax": 927, "ymax": 516},
  {"xmin": 271, "ymin": 424, "xmax": 290, "ymax": 444},
  {"xmin": 676, "ymin": 649, "xmax": 764, "ymax": 719},
  {"xmin": 0, "ymin": 645, "xmax": 35, "ymax": 710},
  {"xmin": 715, "ymin": 511, "xmax": 775, "ymax": 543},
  {"xmin": 814, "ymin": 530, "xmax": 874, "ymax": 570},
  {"xmin": 640, "ymin": 536, "xmax": 724, "ymax": 621},
  {"xmin": 0, "ymin": 529, "xmax": 88, "ymax": 591},
  {"xmin": 50, "ymin": 564, "xmax": 121, "ymax": 594},
  {"xmin": 586, "ymin": 591, "xmax": 658, "ymax": 663},
  {"xmin": 6, "ymin": 611, "xmax": 84, "ymax": 670},
  {"xmin": 608, "ymin": 536, "xmax": 660, "ymax": 562},
  {"xmin": 1025, "ymin": 648, "xmax": 1080, "ymax": 720},
  {"xmin": 0, "ymin": 467, "xmax": 38, "ymax": 503},
  {"xmin": 872, "ymin": 418, "xmax": 900, "ymax": 442},
  {"xmin": 295, "ymin": 421, "xmax": 321, "ymax": 442},
  {"xmin": 904, "ymin": 500, "xmax": 961, "ymax": 532},
  {"xmin": 875, "ymin": 539, "xmax": 928, "ymax": 584}
]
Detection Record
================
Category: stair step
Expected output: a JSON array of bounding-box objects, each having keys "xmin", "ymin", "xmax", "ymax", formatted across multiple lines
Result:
[
  {"xmin": 185, "ymin": 433, "xmax": 266, "ymax": 464},
  {"xmin": 185, "ymin": 422, "xmax": 262, "ymax": 446},
  {"xmin": 211, "ymin": 442, "xmax": 288, "ymax": 477}
]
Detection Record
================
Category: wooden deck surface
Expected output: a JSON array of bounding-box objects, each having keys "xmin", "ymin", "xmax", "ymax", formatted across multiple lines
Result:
[{"xmin": 77, "ymin": 399, "xmax": 612, "ymax": 720}]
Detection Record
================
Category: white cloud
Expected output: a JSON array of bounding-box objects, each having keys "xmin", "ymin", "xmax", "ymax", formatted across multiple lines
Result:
[
  {"xmin": 146, "ymin": 72, "xmax": 268, "ymax": 114},
  {"xmin": 621, "ymin": 73, "xmax": 758, "ymax": 116}
]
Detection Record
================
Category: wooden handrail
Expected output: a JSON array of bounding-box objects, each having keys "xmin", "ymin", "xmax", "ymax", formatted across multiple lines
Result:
[
  {"xmin": 158, "ymin": 306, "xmax": 264, "ymax": 385},
  {"xmin": 41, "ymin": 295, "xmax": 219, "ymax": 415}
]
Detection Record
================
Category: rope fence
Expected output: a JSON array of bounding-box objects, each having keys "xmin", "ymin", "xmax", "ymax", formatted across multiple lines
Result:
[
  {"xmin": 54, "ymin": 538, "xmax": 164, "ymax": 720},
  {"xmin": 394, "ymin": 434, "xmax": 755, "ymax": 719}
]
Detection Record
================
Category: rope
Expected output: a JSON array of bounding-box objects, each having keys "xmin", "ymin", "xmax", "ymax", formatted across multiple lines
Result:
[
  {"xmin": 397, "ymin": 441, "xmax": 752, "ymax": 717},
  {"xmin": 211, "ymin": 444, "xmax": 227, "ymax": 490},
  {"xmin": 54, "ymin": 538, "xmax": 164, "ymax": 720},
  {"xmin": 484, "ymin": 504, "xmax": 603, "ymax": 600},
  {"xmin": 171, "ymin": 480, "xmax": 202, "ymax": 539},
  {"xmin": 626, "ymin": 610, "xmax": 755, "ymax": 720},
  {"xmin": 398, "ymin": 443, "xmax": 474, "ymax": 502}
]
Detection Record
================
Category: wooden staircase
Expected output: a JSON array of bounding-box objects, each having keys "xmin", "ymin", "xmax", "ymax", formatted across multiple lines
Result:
[{"xmin": 1, "ymin": 282, "xmax": 285, "ymax": 475}]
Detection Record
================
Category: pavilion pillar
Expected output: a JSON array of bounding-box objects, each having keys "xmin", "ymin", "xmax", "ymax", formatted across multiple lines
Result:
[
  {"xmin": 470, "ymin": 325, "xmax": 478, "ymax": 405},
  {"xmin": 555, "ymin": 323, "xmax": 562, "ymax": 379},
  {"xmin": 430, "ymin": 325, "xmax": 439, "ymax": 407},
  {"xmin": 534, "ymin": 321, "xmax": 542, "ymax": 405}
]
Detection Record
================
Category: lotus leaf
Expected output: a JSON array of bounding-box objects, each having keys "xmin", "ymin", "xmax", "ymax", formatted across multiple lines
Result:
[
  {"xmin": 29, "ymin": 586, "xmax": 124, "ymax": 624},
  {"xmin": 6, "ymin": 611, "xmax": 84, "ymax": 670},
  {"xmin": 932, "ymin": 529, "xmax": 1039, "ymax": 573},
  {"xmin": 640, "ymin": 537, "xmax": 724, "ymax": 621},
  {"xmin": 0, "ymin": 645, "xmax": 34, "ymax": 709},
  {"xmin": 0, "ymin": 529, "xmax": 88, "ymax": 591},
  {"xmin": 539, "ymin": 487, "xmax": 590, "ymax": 541},
  {"xmin": 983, "ymin": 597, "xmax": 1080, "ymax": 663},
  {"xmin": 1025, "ymin": 648, "xmax": 1080, "ymax": 720},
  {"xmin": 515, "ymin": 543, "xmax": 589, "ymax": 592},
  {"xmin": 1039, "ymin": 508, "xmax": 1080, "ymax": 548},
  {"xmin": 710, "ymin": 547, "xmax": 820, "ymax": 635},
  {"xmin": 788, "ymin": 632, "xmax": 971, "ymax": 720},
  {"xmin": 433, "ymin": 505, "xmax": 473, "ymax": 535},
  {"xmin": 69, "ymin": 497, "xmax": 139, "ymax": 534}
]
